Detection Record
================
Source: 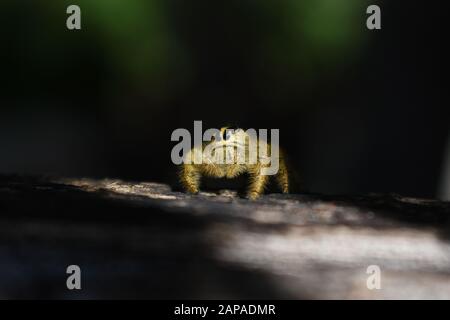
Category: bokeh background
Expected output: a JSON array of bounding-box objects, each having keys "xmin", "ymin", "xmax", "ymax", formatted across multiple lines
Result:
[{"xmin": 0, "ymin": 0, "xmax": 446, "ymax": 199}]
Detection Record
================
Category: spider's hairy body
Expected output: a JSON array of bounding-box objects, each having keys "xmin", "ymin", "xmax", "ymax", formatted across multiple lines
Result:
[{"xmin": 179, "ymin": 127, "xmax": 289, "ymax": 200}]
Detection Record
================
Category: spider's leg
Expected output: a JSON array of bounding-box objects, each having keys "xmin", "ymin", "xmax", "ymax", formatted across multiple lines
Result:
[
  {"xmin": 246, "ymin": 165, "xmax": 269, "ymax": 200},
  {"xmin": 179, "ymin": 164, "xmax": 201, "ymax": 194},
  {"xmin": 276, "ymin": 155, "xmax": 289, "ymax": 193}
]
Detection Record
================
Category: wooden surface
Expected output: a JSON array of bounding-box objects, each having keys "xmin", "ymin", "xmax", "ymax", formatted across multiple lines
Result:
[{"xmin": 1, "ymin": 175, "xmax": 450, "ymax": 299}]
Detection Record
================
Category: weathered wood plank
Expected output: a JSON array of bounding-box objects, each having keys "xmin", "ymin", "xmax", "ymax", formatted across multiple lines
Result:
[{"xmin": 0, "ymin": 175, "xmax": 449, "ymax": 299}]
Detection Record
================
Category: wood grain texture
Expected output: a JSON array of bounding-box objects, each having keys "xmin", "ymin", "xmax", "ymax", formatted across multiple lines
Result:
[{"xmin": 1, "ymin": 175, "xmax": 449, "ymax": 299}]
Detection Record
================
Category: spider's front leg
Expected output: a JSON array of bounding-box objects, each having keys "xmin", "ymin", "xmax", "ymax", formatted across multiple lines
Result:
[
  {"xmin": 179, "ymin": 163, "xmax": 201, "ymax": 194},
  {"xmin": 276, "ymin": 155, "xmax": 289, "ymax": 194},
  {"xmin": 246, "ymin": 166, "xmax": 269, "ymax": 200}
]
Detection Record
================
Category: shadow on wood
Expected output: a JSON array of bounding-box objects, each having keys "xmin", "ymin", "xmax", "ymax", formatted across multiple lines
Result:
[{"xmin": 0, "ymin": 175, "xmax": 449, "ymax": 299}]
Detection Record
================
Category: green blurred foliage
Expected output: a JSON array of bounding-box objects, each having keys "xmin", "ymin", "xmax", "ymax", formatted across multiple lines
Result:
[
  {"xmin": 253, "ymin": 0, "xmax": 369, "ymax": 96},
  {"xmin": 71, "ymin": 0, "xmax": 188, "ymax": 89},
  {"xmin": 1, "ymin": 0, "xmax": 370, "ymax": 104}
]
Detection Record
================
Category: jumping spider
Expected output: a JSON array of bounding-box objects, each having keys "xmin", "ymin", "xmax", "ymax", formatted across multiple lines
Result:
[{"xmin": 179, "ymin": 127, "xmax": 289, "ymax": 200}]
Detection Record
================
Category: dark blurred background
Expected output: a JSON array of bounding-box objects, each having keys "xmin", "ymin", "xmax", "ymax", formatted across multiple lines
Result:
[{"xmin": 0, "ymin": 0, "xmax": 447, "ymax": 199}]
